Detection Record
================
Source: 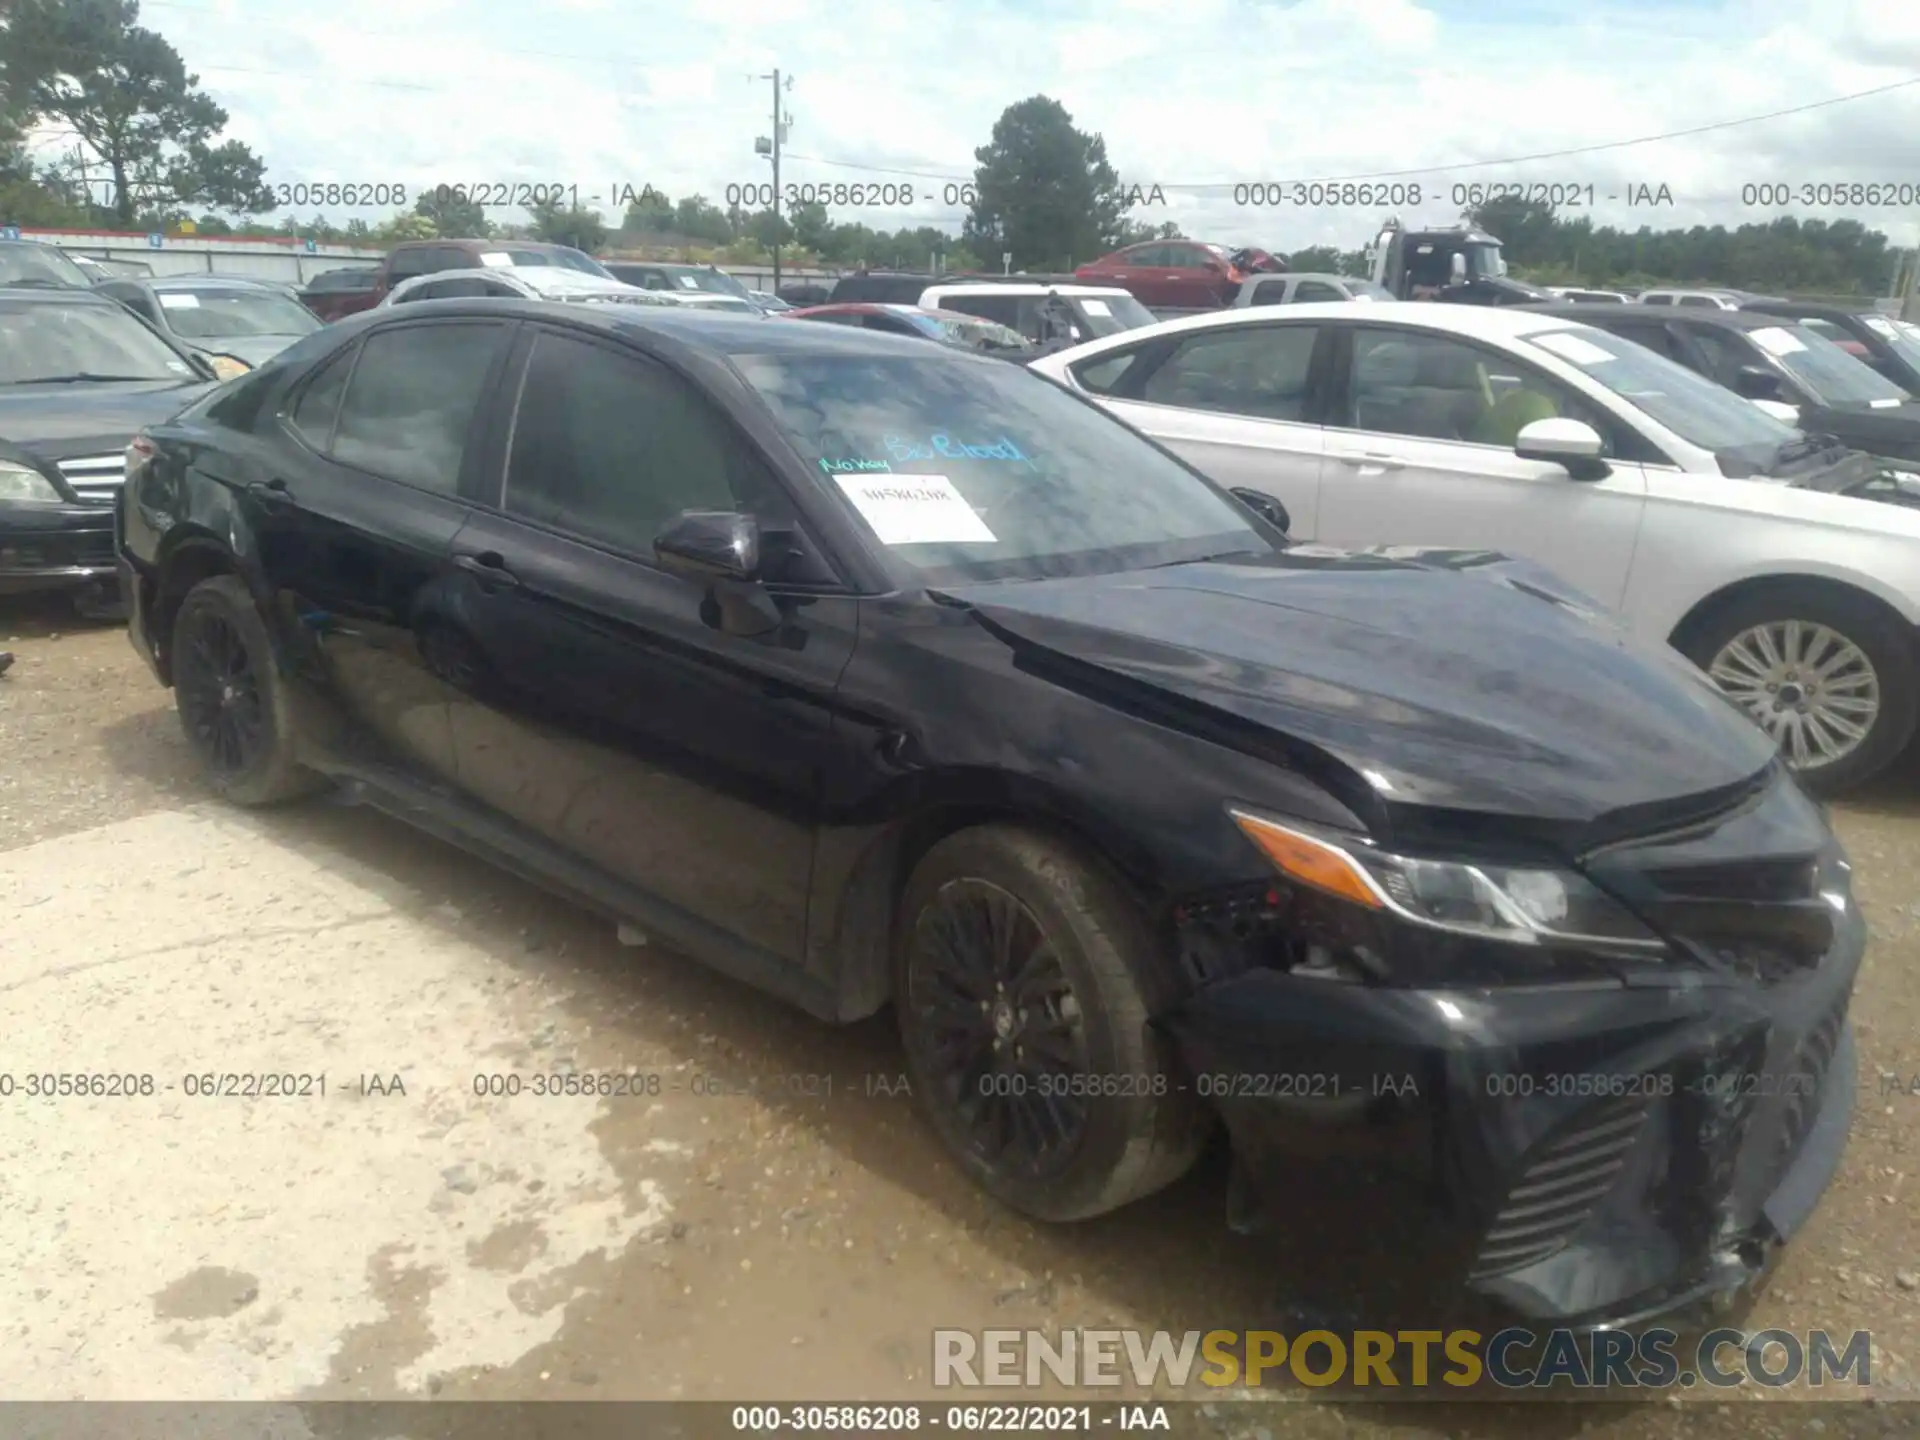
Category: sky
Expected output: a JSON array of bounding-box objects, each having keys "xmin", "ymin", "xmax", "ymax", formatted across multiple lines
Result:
[{"xmin": 22, "ymin": 0, "xmax": 1920, "ymax": 255}]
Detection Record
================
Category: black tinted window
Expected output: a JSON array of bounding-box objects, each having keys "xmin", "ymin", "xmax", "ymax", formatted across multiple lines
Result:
[
  {"xmin": 1247, "ymin": 279, "xmax": 1289, "ymax": 306},
  {"xmin": 386, "ymin": 249, "xmax": 436, "ymax": 280},
  {"xmin": 289, "ymin": 347, "xmax": 353, "ymax": 449},
  {"xmin": 1141, "ymin": 324, "xmax": 1320, "ymax": 421},
  {"xmin": 331, "ymin": 322, "xmax": 505, "ymax": 491},
  {"xmin": 1677, "ymin": 296, "xmax": 1718, "ymax": 308},
  {"xmin": 430, "ymin": 277, "xmax": 494, "ymax": 298},
  {"xmin": 503, "ymin": 331, "xmax": 788, "ymax": 555},
  {"xmin": 1294, "ymin": 282, "xmax": 1344, "ymax": 302}
]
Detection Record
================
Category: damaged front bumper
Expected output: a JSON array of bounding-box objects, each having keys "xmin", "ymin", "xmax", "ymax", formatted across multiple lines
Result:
[{"xmin": 1160, "ymin": 894, "xmax": 1861, "ymax": 1332}]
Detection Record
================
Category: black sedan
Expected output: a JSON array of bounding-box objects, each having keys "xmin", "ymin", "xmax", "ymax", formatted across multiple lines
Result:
[
  {"xmin": 1, "ymin": 287, "xmax": 216, "ymax": 612},
  {"xmin": 117, "ymin": 300, "xmax": 1860, "ymax": 1330},
  {"xmin": 1739, "ymin": 299, "xmax": 1920, "ymax": 395},
  {"xmin": 1525, "ymin": 303, "xmax": 1920, "ymax": 465}
]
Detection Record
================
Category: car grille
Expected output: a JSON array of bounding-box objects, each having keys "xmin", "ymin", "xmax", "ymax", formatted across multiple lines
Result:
[
  {"xmin": 1468, "ymin": 1092, "xmax": 1654, "ymax": 1279},
  {"xmin": 0, "ymin": 530, "xmax": 115, "ymax": 569},
  {"xmin": 55, "ymin": 453, "xmax": 125, "ymax": 506}
]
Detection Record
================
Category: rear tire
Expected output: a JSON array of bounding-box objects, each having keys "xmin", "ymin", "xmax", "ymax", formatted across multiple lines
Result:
[
  {"xmin": 1677, "ymin": 584, "xmax": 1918, "ymax": 794},
  {"xmin": 893, "ymin": 825, "xmax": 1210, "ymax": 1222},
  {"xmin": 171, "ymin": 575, "xmax": 321, "ymax": 806}
]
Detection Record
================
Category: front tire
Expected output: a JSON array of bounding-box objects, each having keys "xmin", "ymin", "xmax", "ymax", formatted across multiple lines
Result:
[
  {"xmin": 1678, "ymin": 585, "xmax": 1918, "ymax": 794},
  {"xmin": 893, "ymin": 825, "xmax": 1210, "ymax": 1222},
  {"xmin": 171, "ymin": 575, "xmax": 320, "ymax": 806}
]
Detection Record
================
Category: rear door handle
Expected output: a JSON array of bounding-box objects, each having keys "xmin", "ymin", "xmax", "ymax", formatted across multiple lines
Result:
[
  {"xmin": 246, "ymin": 478, "xmax": 293, "ymax": 505},
  {"xmin": 453, "ymin": 551, "xmax": 520, "ymax": 592},
  {"xmin": 1340, "ymin": 453, "xmax": 1405, "ymax": 472}
]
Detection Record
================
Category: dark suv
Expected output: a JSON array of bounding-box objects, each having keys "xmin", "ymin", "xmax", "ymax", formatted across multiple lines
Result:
[{"xmin": 116, "ymin": 298, "xmax": 1859, "ymax": 1332}]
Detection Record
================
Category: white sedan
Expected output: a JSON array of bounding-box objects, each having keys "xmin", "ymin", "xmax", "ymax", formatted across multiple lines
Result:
[
  {"xmin": 1031, "ymin": 303, "xmax": 1920, "ymax": 790},
  {"xmin": 380, "ymin": 266, "xmax": 680, "ymax": 308}
]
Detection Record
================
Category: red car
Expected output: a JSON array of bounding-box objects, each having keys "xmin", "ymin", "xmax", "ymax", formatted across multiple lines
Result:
[{"xmin": 1074, "ymin": 240, "xmax": 1254, "ymax": 309}]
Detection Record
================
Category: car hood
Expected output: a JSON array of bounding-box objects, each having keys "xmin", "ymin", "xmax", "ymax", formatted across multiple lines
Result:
[
  {"xmin": 0, "ymin": 378, "xmax": 214, "ymax": 459},
  {"xmin": 931, "ymin": 548, "xmax": 1778, "ymax": 831}
]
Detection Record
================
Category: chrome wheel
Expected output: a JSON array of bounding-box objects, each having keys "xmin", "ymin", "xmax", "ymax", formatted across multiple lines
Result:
[{"xmin": 1707, "ymin": 620, "xmax": 1880, "ymax": 770}]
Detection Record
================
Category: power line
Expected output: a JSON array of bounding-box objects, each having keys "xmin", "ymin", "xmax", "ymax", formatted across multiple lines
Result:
[{"xmin": 783, "ymin": 74, "xmax": 1920, "ymax": 189}]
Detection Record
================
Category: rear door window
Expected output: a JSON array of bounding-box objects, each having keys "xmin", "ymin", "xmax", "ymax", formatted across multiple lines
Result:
[
  {"xmin": 328, "ymin": 322, "xmax": 508, "ymax": 493},
  {"xmin": 501, "ymin": 329, "xmax": 801, "ymax": 559},
  {"xmin": 1139, "ymin": 324, "xmax": 1322, "ymax": 422}
]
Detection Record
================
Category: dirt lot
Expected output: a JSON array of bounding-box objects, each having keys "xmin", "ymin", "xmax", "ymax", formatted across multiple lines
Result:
[{"xmin": 3, "ymin": 597, "xmax": 1918, "ymax": 1438}]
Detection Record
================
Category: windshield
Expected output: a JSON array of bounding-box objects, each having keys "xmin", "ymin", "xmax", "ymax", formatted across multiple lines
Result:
[
  {"xmin": 1068, "ymin": 292, "xmax": 1156, "ymax": 337},
  {"xmin": 1754, "ymin": 324, "xmax": 1909, "ymax": 406},
  {"xmin": 0, "ymin": 242, "xmax": 94, "ymax": 290},
  {"xmin": 735, "ymin": 353, "xmax": 1267, "ymax": 584},
  {"xmin": 926, "ymin": 312, "xmax": 1031, "ymax": 351},
  {"xmin": 686, "ymin": 267, "xmax": 751, "ymax": 298},
  {"xmin": 487, "ymin": 247, "xmax": 612, "ymax": 278},
  {"xmin": 157, "ymin": 287, "xmax": 323, "ymax": 339},
  {"xmin": 1862, "ymin": 314, "xmax": 1920, "ymax": 371},
  {"xmin": 1464, "ymin": 242, "xmax": 1505, "ymax": 279},
  {"xmin": 0, "ymin": 299, "xmax": 198, "ymax": 383},
  {"xmin": 1527, "ymin": 325, "xmax": 1796, "ymax": 458}
]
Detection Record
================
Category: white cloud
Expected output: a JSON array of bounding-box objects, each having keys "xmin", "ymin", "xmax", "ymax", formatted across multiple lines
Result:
[{"xmin": 93, "ymin": 0, "xmax": 1920, "ymax": 249}]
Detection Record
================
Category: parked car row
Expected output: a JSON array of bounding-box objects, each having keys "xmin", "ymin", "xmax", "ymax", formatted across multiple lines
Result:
[
  {"xmin": 1030, "ymin": 302, "xmax": 1920, "ymax": 790},
  {"xmin": 102, "ymin": 295, "xmax": 1862, "ymax": 1336}
]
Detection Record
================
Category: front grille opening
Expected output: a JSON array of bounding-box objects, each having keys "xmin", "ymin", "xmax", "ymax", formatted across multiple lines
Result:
[
  {"xmin": 1470, "ymin": 1092, "xmax": 1652, "ymax": 1280},
  {"xmin": 1645, "ymin": 858, "xmax": 1818, "ymax": 903}
]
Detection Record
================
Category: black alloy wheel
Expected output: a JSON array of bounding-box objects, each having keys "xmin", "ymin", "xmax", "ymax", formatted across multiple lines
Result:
[
  {"xmin": 170, "ymin": 575, "xmax": 320, "ymax": 806},
  {"xmin": 893, "ymin": 825, "xmax": 1209, "ymax": 1222},
  {"xmin": 176, "ymin": 606, "xmax": 266, "ymax": 776},
  {"xmin": 905, "ymin": 877, "xmax": 1092, "ymax": 1179}
]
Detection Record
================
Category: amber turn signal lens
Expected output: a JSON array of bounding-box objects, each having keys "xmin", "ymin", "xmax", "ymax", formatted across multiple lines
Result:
[{"xmin": 1229, "ymin": 811, "xmax": 1385, "ymax": 910}]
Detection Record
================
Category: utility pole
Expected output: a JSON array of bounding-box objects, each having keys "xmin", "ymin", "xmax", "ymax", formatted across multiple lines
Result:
[
  {"xmin": 753, "ymin": 69, "xmax": 793, "ymax": 293},
  {"xmin": 1901, "ymin": 242, "xmax": 1920, "ymax": 324}
]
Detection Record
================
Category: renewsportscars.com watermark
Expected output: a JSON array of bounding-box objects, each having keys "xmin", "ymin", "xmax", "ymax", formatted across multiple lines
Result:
[{"xmin": 932, "ymin": 1328, "xmax": 1873, "ymax": 1391}]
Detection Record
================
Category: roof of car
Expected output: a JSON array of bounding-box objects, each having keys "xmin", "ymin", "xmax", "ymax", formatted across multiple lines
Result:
[
  {"xmin": 920, "ymin": 282, "xmax": 1130, "ymax": 298},
  {"xmin": 146, "ymin": 274, "xmax": 291, "ymax": 290},
  {"xmin": 1064, "ymin": 300, "xmax": 1578, "ymax": 348},
  {"xmin": 0, "ymin": 285, "xmax": 125, "ymax": 308},
  {"xmin": 1738, "ymin": 299, "xmax": 1868, "ymax": 319},
  {"xmin": 1520, "ymin": 303, "xmax": 1794, "ymax": 332},
  {"xmin": 344, "ymin": 296, "xmax": 974, "ymax": 361}
]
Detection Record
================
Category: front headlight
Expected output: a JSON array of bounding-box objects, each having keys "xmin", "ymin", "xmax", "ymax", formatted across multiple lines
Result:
[
  {"xmin": 0, "ymin": 459, "xmax": 63, "ymax": 504},
  {"xmin": 207, "ymin": 354, "xmax": 251, "ymax": 381},
  {"xmin": 1228, "ymin": 809, "xmax": 1665, "ymax": 954}
]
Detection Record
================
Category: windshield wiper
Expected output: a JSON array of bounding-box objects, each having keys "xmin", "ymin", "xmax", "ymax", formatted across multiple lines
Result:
[
  {"xmin": 12, "ymin": 372, "xmax": 171, "ymax": 384},
  {"xmin": 1771, "ymin": 434, "xmax": 1829, "ymax": 467},
  {"xmin": 2, "ymin": 278, "xmax": 80, "ymax": 290}
]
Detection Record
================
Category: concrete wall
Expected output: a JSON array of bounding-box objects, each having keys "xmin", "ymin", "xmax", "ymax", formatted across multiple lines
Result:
[{"xmin": 15, "ymin": 228, "xmax": 384, "ymax": 283}]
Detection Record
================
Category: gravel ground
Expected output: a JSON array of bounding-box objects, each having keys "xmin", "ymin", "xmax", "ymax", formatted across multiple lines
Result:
[{"xmin": 2, "ymin": 598, "xmax": 1917, "ymax": 1438}]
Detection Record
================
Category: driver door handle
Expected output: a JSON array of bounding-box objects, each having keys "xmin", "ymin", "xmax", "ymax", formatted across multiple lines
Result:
[
  {"xmin": 1340, "ymin": 452, "xmax": 1406, "ymax": 473},
  {"xmin": 246, "ymin": 478, "xmax": 293, "ymax": 506},
  {"xmin": 453, "ymin": 551, "xmax": 521, "ymax": 592}
]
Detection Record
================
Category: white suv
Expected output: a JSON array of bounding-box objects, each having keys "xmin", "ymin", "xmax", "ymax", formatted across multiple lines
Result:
[
  {"xmin": 1031, "ymin": 303, "xmax": 1920, "ymax": 789},
  {"xmin": 916, "ymin": 283, "xmax": 1157, "ymax": 347}
]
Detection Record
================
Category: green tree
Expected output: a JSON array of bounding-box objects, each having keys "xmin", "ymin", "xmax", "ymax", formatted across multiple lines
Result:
[
  {"xmin": 375, "ymin": 210, "xmax": 437, "ymax": 242},
  {"xmin": 673, "ymin": 194, "xmax": 733, "ymax": 244},
  {"xmin": 961, "ymin": 96, "xmax": 1126, "ymax": 271},
  {"xmin": 527, "ymin": 196, "xmax": 607, "ymax": 252},
  {"xmin": 787, "ymin": 198, "xmax": 832, "ymax": 254},
  {"xmin": 619, "ymin": 186, "xmax": 675, "ymax": 234},
  {"xmin": 2, "ymin": 0, "xmax": 274, "ymax": 227},
  {"xmin": 415, "ymin": 183, "xmax": 487, "ymax": 238},
  {"xmin": 743, "ymin": 205, "xmax": 791, "ymax": 250}
]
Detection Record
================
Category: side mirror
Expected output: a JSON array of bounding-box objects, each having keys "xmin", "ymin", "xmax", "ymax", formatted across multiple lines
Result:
[
  {"xmin": 1449, "ymin": 252, "xmax": 1468, "ymax": 284},
  {"xmin": 1733, "ymin": 364, "xmax": 1785, "ymax": 401},
  {"xmin": 1514, "ymin": 418, "xmax": 1611, "ymax": 480},
  {"xmin": 1230, "ymin": 486, "xmax": 1290, "ymax": 534},
  {"xmin": 654, "ymin": 510, "xmax": 761, "ymax": 583}
]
